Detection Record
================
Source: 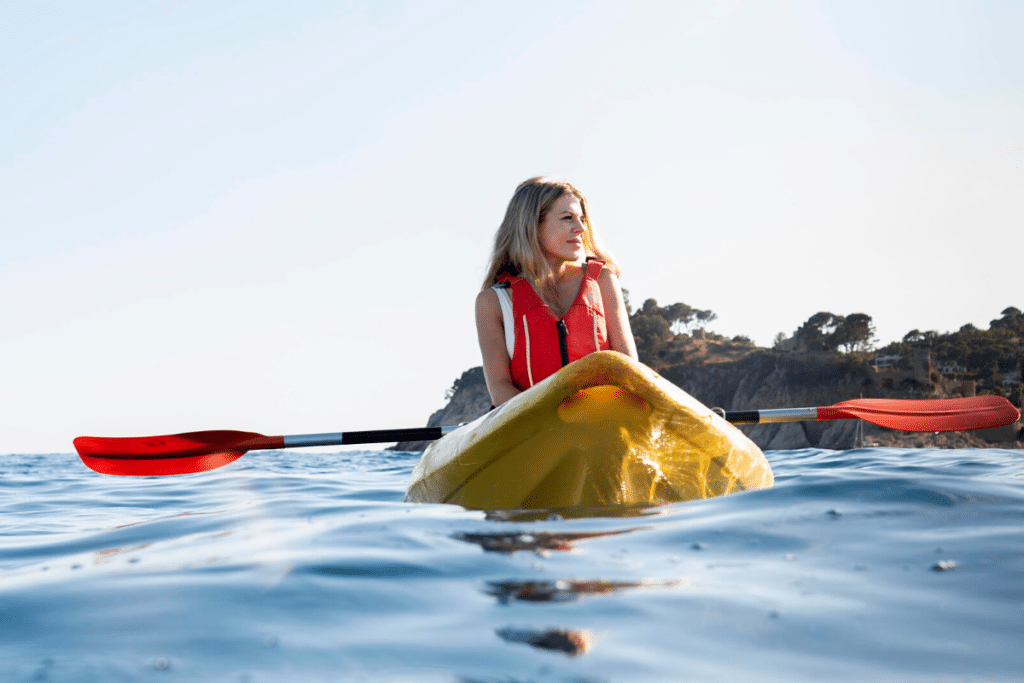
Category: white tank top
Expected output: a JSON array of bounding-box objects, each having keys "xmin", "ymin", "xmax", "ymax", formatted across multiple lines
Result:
[{"xmin": 492, "ymin": 285, "xmax": 515, "ymax": 357}]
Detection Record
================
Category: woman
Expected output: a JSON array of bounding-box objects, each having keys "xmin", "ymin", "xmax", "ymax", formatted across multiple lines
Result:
[{"xmin": 476, "ymin": 177, "xmax": 638, "ymax": 406}]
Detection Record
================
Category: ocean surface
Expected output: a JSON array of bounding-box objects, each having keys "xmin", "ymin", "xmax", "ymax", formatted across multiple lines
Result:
[{"xmin": 2, "ymin": 446, "xmax": 1023, "ymax": 682}]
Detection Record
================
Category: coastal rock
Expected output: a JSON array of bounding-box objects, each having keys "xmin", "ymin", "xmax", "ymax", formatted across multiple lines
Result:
[
  {"xmin": 817, "ymin": 418, "xmax": 862, "ymax": 450},
  {"xmin": 394, "ymin": 351, "xmax": 1020, "ymax": 452},
  {"xmin": 765, "ymin": 423, "xmax": 812, "ymax": 450},
  {"xmin": 391, "ymin": 367, "xmax": 491, "ymax": 451}
]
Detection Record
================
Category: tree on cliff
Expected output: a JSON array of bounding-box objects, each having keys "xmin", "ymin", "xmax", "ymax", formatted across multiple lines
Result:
[
  {"xmin": 991, "ymin": 307, "xmax": 1024, "ymax": 336},
  {"xmin": 897, "ymin": 307, "xmax": 1024, "ymax": 390},
  {"xmin": 903, "ymin": 329, "xmax": 924, "ymax": 343},
  {"xmin": 833, "ymin": 313, "xmax": 876, "ymax": 353},
  {"xmin": 693, "ymin": 308, "xmax": 718, "ymax": 332},
  {"xmin": 794, "ymin": 312, "xmax": 875, "ymax": 353},
  {"xmin": 794, "ymin": 312, "xmax": 842, "ymax": 351},
  {"xmin": 630, "ymin": 300, "xmax": 672, "ymax": 359},
  {"xmin": 627, "ymin": 297, "xmax": 719, "ymax": 367}
]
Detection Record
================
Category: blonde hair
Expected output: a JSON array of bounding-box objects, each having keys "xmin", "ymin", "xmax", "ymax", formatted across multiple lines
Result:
[{"xmin": 481, "ymin": 177, "xmax": 620, "ymax": 306}]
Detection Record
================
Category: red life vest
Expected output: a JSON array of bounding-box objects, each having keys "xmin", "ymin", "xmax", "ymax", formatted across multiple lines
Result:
[{"xmin": 496, "ymin": 259, "xmax": 610, "ymax": 390}]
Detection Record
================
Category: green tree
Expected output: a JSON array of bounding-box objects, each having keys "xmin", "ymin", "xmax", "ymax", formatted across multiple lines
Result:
[
  {"xmin": 833, "ymin": 313, "xmax": 876, "ymax": 353},
  {"xmin": 794, "ymin": 312, "xmax": 843, "ymax": 351},
  {"xmin": 662, "ymin": 302, "xmax": 695, "ymax": 334},
  {"xmin": 630, "ymin": 299, "xmax": 672, "ymax": 362},
  {"xmin": 693, "ymin": 309, "xmax": 718, "ymax": 331},
  {"xmin": 627, "ymin": 297, "xmax": 721, "ymax": 367},
  {"xmin": 903, "ymin": 329, "xmax": 924, "ymax": 343},
  {"xmin": 992, "ymin": 306, "xmax": 1024, "ymax": 336}
]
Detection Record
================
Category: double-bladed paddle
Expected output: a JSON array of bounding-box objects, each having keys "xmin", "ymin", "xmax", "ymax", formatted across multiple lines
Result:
[{"xmin": 74, "ymin": 395, "xmax": 1019, "ymax": 477}]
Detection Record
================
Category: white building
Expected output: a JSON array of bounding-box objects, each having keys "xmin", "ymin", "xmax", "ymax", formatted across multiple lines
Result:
[{"xmin": 935, "ymin": 360, "xmax": 967, "ymax": 375}]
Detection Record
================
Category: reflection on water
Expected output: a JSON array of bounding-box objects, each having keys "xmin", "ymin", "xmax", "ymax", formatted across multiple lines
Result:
[
  {"xmin": 487, "ymin": 578, "xmax": 685, "ymax": 603},
  {"xmin": 495, "ymin": 626, "xmax": 596, "ymax": 656},
  {"xmin": 454, "ymin": 523, "xmax": 688, "ymax": 663},
  {"xmin": 453, "ymin": 528, "xmax": 640, "ymax": 554},
  {"xmin": 485, "ymin": 503, "xmax": 662, "ymax": 522}
]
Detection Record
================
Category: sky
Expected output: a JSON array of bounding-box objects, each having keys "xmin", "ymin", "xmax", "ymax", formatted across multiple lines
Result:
[{"xmin": 2, "ymin": 0, "xmax": 1021, "ymax": 454}]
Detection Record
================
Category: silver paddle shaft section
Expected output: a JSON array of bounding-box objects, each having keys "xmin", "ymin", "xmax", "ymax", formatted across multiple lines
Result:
[
  {"xmin": 724, "ymin": 407, "xmax": 819, "ymax": 425},
  {"xmin": 283, "ymin": 425, "xmax": 460, "ymax": 448}
]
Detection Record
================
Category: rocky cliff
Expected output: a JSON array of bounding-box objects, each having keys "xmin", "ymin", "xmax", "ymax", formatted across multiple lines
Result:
[
  {"xmin": 392, "ymin": 367, "xmax": 492, "ymax": 451},
  {"xmin": 392, "ymin": 352, "xmax": 1023, "ymax": 451}
]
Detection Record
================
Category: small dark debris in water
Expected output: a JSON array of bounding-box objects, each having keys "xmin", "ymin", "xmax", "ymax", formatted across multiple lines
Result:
[
  {"xmin": 768, "ymin": 610, "xmax": 781, "ymax": 619},
  {"xmin": 826, "ymin": 509, "xmax": 842, "ymax": 519},
  {"xmin": 932, "ymin": 560, "xmax": 957, "ymax": 572},
  {"xmin": 70, "ymin": 564, "xmax": 82, "ymax": 570},
  {"xmin": 128, "ymin": 558, "xmax": 140, "ymax": 564},
  {"xmin": 691, "ymin": 542, "xmax": 705, "ymax": 550},
  {"xmin": 153, "ymin": 657, "xmax": 171, "ymax": 671},
  {"xmin": 935, "ymin": 547, "xmax": 945, "ymax": 554}
]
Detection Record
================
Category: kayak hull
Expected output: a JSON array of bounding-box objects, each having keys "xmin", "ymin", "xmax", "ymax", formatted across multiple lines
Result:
[{"xmin": 405, "ymin": 351, "xmax": 773, "ymax": 510}]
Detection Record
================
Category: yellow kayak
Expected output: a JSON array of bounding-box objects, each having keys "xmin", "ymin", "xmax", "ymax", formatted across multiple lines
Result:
[{"xmin": 405, "ymin": 351, "xmax": 773, "ymax": 510}]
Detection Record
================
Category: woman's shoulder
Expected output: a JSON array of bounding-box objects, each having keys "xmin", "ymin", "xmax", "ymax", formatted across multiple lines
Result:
[
  {"xmin": 595, "ymin": 266, "xmax": 624, "ymax": 303},
  {"xmin": 596, "ymin": 265, "xmax": 620, "ymax": 287},
  {"xmin": 476, "ymin": 287, "xmax": 503, "ymax": 314}
]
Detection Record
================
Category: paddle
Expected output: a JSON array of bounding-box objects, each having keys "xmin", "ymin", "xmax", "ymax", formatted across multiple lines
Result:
[
  {"xmin": 721, "ymin": 395, "xmax": 1019, "ymax": 432},
  {"xmin": 73, "ymin": 426, "xmax": 461, "ymax": 476},
  {"xmin": 75, "ymin": 395, "xmax": 1018, "ymax": 477}
]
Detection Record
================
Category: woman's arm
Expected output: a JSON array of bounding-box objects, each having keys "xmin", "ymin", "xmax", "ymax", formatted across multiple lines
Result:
[
  {"xmin": 475, "ymin": 288, "xmax": 522, "ymax": 406},
  {"xmin": 598, "ymin": 270, "xmax": 639, "ymax": 360}
]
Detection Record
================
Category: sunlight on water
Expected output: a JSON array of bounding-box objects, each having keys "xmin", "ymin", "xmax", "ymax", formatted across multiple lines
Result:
[{"xmin": 2, "ymin": 447, "xmax": 1023, "ymax": 682}]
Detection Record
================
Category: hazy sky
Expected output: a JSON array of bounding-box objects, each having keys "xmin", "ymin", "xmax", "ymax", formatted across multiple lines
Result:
[{"xmin": 2, "ymin": 1, "xmax": 1021, "ymax": 454}]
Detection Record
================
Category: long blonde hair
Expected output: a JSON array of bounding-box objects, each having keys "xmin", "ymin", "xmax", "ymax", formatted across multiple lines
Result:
[{"xmin": 481, "ymin": 177, "xmax": 620, "ymax": 307}]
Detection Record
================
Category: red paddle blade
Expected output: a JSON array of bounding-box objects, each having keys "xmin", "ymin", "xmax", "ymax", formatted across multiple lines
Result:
[
  {"xmin": 73, "ymin": 430, "xmax": 283, "ymax": 476},
  {"xmin": 78, "ymin": 450, "xmax": 246, "ymax": 476},
  {"xmin": 818, "ymin": 396, "xmax": 1020, "ymax": 432}
]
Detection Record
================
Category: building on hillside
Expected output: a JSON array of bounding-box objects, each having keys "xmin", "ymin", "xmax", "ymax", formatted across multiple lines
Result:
[
  {"xmin": 911, "ymin": 344, "xmax": 932, "ymax": 384},
  {"xmin": 870, "ymin": 344, "xmax": 932, "ymax": 391},
  {"xmin": 871, "ymin": 354, "xmax": 901, "ymax": 370},
  {"xmin": 935, "ymin": 360, "xmax": 967, "ymax": 376}
]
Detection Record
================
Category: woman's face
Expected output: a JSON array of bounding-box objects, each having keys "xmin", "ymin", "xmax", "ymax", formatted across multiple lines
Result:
[{"xmin": 538, "ymin": 192, "xmax": 586, "ymax": 267}]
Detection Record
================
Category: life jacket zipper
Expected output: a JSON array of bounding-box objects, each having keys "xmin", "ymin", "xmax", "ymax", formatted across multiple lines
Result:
[{"xmin": 556, "ymin": 320, "xmax": 570, "ymax": 367}]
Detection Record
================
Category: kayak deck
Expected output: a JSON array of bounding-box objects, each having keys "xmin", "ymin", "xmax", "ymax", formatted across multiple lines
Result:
[{"xmin": 405, "ymin": 351, "xmax": 773, "ymax": 510}]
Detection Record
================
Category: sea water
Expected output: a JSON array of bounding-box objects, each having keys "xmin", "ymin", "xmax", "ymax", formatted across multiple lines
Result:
[{"xmin": 1, "ymin": 447, "xmax": 1023, "ymax": 682}]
